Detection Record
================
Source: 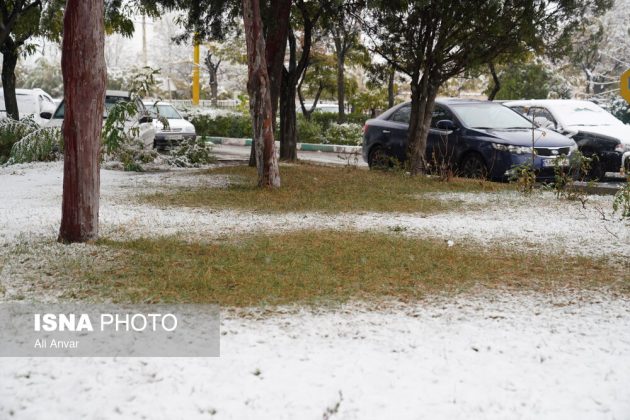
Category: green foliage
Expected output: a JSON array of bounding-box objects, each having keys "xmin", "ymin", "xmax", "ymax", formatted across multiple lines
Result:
[
  {"xmin": 296, "ymin": 118, "xmax": 324, "ymax": 144},
  {"xmin": 488, "ymin": 62, "xmax": 551, "ymax": 100},
  {"xmin": 191, "ymin": 114, "xmax": 253, "ymax": 138},
  {"xmin": 324, "ymin": 123, "xmax": 362, "ymax": 146},
  {"xmin": 612, "ymin": 180, "xmax": 630, "ymax": 219},
  {"xmin": 0, "ymin": 117, "xmax": 36, "ymax": 163},
  {"xmin": 167, "ymin": 138, "xmax": 216, "ymax": 167},
  {"xmin": 310, "ymin": 112, "xmax": 366, "ymax": 130},
  {"xmin": 548, "ymin": 151, "xmax": 592, "ymax": 206},
  {"xmin": 509, "ymin": 162, "xmax": 537, "ymax": 194},
  {"xmin": 102, "ymin": 100, "xmax": 139, "ymax": 155},
  {"xmin": 16, "ymin": 58, "xmax": 63, "ymax": 97},
  {"xmin": 0, "ymin": 117, "xmax": 63, "ymax": 164},
  {"xmin": 351, "ymin": 89, "xmax": 388, "ymax": 116}
]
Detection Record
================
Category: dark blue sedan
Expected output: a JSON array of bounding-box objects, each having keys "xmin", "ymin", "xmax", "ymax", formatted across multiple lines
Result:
[{"xmin": 362, "ymin": 99, "xmax": 578, "ymax": 181}]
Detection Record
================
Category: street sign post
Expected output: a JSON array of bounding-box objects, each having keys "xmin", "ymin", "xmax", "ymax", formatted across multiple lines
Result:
[{"xmin": 621, "ymin": 69, "xmax": 630, "ymax": 104}]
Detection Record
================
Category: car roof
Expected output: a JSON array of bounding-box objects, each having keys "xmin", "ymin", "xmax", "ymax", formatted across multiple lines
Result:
[
  {"xmin": 106, "ymin": 90, "xmax": 131, "ymax": 98},
  {"xmin": 503, "ymin": 99, "xmax": 598, "ymax": 108},
  {"xmin": 142, "ymin": 100, "xmax": 175, "ymax": 106}
]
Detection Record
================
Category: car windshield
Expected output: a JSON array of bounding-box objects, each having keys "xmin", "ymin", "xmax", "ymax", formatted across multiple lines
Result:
[
  {"xmin": 552, "ymin": 102, "xmax": 623, "ymax": 127},
  {"xmin": 146, "ymin": 104, "xmax": 182, "ymax": 119},
  {"xmin": 452, "ymin": 104, "xmax": 533, "ymax": 129}
]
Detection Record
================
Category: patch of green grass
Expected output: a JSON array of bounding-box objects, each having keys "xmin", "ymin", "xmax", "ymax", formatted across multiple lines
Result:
[
  {"xmin": 60, "ymin": 231, "xmax": 628, "ymax": 306},
  {"xmin": 141, "ymin": 164, "xmax": 508, "ymax": 213}
]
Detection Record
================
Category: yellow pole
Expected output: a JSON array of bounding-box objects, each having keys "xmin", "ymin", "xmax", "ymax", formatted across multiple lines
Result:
[{"xmin": 192, "ymin": 43, "xmax": 200, "ymax": 106}]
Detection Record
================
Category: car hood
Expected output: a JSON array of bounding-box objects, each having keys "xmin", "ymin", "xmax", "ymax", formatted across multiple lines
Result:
[
  {"xmin": 154, "ymin": 118, "xmax": 196, "ymax": 133},
  {"xmin": 563, "ymin": 124, "xmax": 630, "ymax": 145},
  {"xmin": 466, "ymin": 127, "xmax": 575, "ymax": 148}
]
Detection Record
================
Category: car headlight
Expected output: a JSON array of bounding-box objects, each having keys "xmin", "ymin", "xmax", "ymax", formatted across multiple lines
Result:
[
  {"xmin": 569, "ymin": 144, "xmax": 578, "ymax": 153},
  {"xmin": 614, "ymin": 143, "xmax": 630, "ymax": 153},
  {"xmin": 491, "ymin": 143, "xmax": 533, "ymax": 154}
]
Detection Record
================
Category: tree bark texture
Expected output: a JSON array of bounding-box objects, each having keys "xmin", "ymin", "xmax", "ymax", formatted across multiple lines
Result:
[
  {"xmin": 243, "ymin": 0, "xmax": 281, "ymax": 188},
  {"xmin": 407, "ymin": 74, "xmax": 438, "ymax": 175},
  {"xmin": 1, "ymin": 38, "xmax": 19, "ymax": 120},
  {"xmin": 58, "ymin": 0, "xmax": 107, "ymax": 243},
  {"xmin": 334, "ymin": 35, "xmax": 346, "ymax": 123}
]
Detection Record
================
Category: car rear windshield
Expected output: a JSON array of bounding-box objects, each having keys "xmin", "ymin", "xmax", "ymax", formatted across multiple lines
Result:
[{"xmin": 452, "ymin": 104, "xmax": 533, "ymax": 129}]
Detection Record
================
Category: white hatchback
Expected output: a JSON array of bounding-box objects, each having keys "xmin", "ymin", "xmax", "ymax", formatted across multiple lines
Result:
[{"xmin": 46, "ymin": 90, "xmax": 156, "ymax": 149}]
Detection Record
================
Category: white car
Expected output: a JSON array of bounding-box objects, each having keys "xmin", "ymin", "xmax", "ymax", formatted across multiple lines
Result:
[
  {"xmin": 0, "ymin": 88, "xmax": 57, "ymax": 126},
  {"xmin": 46, "ymin": 90, "xmax": 156, "ymax": 149},
  {"xmin": 505, "ymin": 99, "xmax": 630, "ymax": 179},
  {"xmin": 143, "ymin": 101, "xmax": 196, "ymax": 150}
]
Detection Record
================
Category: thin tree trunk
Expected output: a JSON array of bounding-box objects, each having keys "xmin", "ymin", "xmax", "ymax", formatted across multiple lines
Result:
[
  {"xmin": 335, "ymin": 37, "xmax": 346, "ymax": 124},
  {"xmin": 1, "ymin": 39, "xmax": 19, "ymax": 120},
  {"xmin": 407, "ymin": 74, "xmax": 438, "ymax": 175},
  {"xmin": 243, "ymin": 0, "xmax": 280, "ymax": 188},
  {"xmin": 279, "ymin": 75, "xmax": 297, "ymax": 161},
  {"xmin": 387, "ymin": 67, "xmax": 395, "ymax": 108},
  {"xmin": 487, "ymin": 62, "xmax": 501, "ymax": 101},
  {"xmin": 58, "ymin": 0, "xmax": 107, "ymax": 243}
]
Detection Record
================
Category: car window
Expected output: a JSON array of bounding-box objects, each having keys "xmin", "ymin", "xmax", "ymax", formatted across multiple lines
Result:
[
  {"xmin": 452, "ymin": 103, "xmax": 533, "ymax": 129},
  {"xmin": 430, "ymin": 107, "xmax": 453, "ymax": 129},
  {"xmin": 527, "ymin": 107, "xmax": 557, "ymax": 127},
  {"xmin": 390, "ymin": 105, "xmax": 411, "ymax": 124},
  {"xmin": 53, "ymin": 95, "xmax": 131, "ymax": 119},
  {"xmin": 509, "ymin": 106, "xmax": 527, "ymax": 116}
]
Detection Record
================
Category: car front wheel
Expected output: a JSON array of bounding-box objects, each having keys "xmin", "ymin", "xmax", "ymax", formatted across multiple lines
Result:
[{"xmin": 459, "ymin": 153, "xmax": 488, "ymax": 179}]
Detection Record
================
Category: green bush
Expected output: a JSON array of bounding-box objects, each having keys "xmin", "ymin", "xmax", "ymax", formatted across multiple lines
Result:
[
  {"xmin": 190, "ymin": 112, "xmax": 366, "ymax": 146},
  {"xmin": 324, "ymin": 123, "xmax": 363, "ymax": 146},
  {"xmin": 297, "ymin": 117, "xmax": 324, "ymax": 144},
  {"xmin": 0, "ymin": 117, "xmax": 63, "ymax": 165},
  {"xmin": 310, "ymin": 112, "xmax": 367, "ymax": 130},
  {"xmin": 191, "ymin": 114, "xmax": 252, "ymax": 138}
]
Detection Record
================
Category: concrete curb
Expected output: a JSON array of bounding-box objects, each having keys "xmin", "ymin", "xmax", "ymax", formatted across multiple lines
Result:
[{"xmin": 201, "ymin": 136, "xmax": 362, "ymax": 154}]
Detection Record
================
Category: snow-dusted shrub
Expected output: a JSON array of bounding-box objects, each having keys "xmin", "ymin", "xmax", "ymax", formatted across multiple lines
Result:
[
  {"xmin": 166, "ymin": 138, "xmax": 215, "ymax": 167},
  {"xmin": 0, "ymin": 117, "xmax": 63, "ymax": 164},
  {"xmin": 324, "ymin": 123, "xmax": 363, "ymax": 146}
]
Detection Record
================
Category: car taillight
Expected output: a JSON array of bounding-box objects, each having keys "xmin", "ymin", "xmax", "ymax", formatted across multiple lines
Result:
[{"xmin": 362, "ymin": 124, "xmax": 369, "ymax": 134}]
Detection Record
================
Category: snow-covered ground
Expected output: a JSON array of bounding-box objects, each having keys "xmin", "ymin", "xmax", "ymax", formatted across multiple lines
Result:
[{"xmin": 0, "ymin": 162, "xmax": 629, "ymax": 419}]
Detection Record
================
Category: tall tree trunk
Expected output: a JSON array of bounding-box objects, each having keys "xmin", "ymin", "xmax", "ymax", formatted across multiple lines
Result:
[
  {"xmin": 407, "ymin": 73, "xmax": 438, "ymax": 175},
  {"xmin": 487, "ymin": 62, "xmax": 501, "ymax": 101},
  {"xmin": 387, "ymin": 66, "xmax": 395, "ymax": 108},
  {"xmin": 58, "ymin": 0, "xmax": 107, "ymax": 243},
  {"xmin": 248, "ymin": 0, "xmax": 292, "ymax": 168},
  {"xmin": 243, "ymin": 0, "xmax": 281, "ymax": 188},
  {"xmin": 279, "ymin": 72, "xmax": 297, "ymax": 161},
  {"xmin": 1, "ymin": 38, "xmax": 19, "ymax": 120},
  {"xmin": 334, "ymin": 37, "xmax": 346, "ymax": 124}
]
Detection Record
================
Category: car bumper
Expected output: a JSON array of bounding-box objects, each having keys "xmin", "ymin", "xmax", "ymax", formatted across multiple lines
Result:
[
  {"xmin": 491, "ymin": 151, "xmax": 573, "ymax": 181},
  {"xmin": 154, "ymin": 133, "xmax": 197, "ymax": 149}
]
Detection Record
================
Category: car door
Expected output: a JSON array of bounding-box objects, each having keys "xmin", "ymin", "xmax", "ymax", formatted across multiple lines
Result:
[
  {"xmin": 385, "ymin": 104, "xmax": 412, "ymax": 163},
  {"xmin": 427, "ymin": 106, "xmax": 458, "ymax": 170}
]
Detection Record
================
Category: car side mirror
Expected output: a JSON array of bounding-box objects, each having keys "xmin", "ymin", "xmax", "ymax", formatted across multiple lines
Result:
[
  {"xmin": 436, "ymin": 120, "xmax": 456, "ymax": 131},
  {"xmin": 139, "ymin": 115, "xmax": 153, "ymax": 124},
  {"xmin": 40, "ymin": 111, "xmax": 52, "ymax": 120}
]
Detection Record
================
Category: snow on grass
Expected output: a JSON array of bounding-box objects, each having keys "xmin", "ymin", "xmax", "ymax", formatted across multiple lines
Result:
[
  {"xmin": 1, "ymin": 294, "xmax": 629, "ymax": 419},
  {"xmin": 0, "ymin": 162, "xmax": 627, "ymax": 258},
  {"xmin": 0, "ymin": 162, "xmax": 629, "ymax": 419}
]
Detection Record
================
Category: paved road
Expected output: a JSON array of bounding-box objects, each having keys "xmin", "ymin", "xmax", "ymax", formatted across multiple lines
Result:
[{"xmin": 212, "ymin": 143, "xmax": 368, "ymax": 167}]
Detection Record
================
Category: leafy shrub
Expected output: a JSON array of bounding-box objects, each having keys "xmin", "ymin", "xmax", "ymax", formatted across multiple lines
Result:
[
  {"xmin": 191, "ymin": 114, "xmax": 252, "ymax": 138},
  {"xmin": 310, "ymin": 112, "xmax": 367, "ymax": 130},
  {"xmin": 297, "ymin": 118, "xmax": 324, "ymax": 144},
  {"xmin": 612, "ymin": 179, "xmax": 630, "ymax": 219},
  {"xmin": 324, "ymin": 123, "xmax": 363, "ymax": 146},
  {"xmin": 167, "ymin": 138, "xmax": 216, "ymax": 167},
  {"xmin": 0, "ymin": 117, "xmax": 63, "ymax": 164}
]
